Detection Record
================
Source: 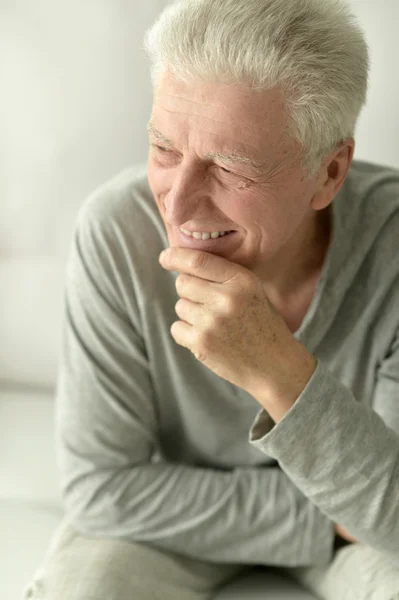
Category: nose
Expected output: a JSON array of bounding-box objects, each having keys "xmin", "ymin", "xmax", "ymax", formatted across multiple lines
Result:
[{"xmin": 163, "ymin": 164, "xmax": 210, "ymax": 227}]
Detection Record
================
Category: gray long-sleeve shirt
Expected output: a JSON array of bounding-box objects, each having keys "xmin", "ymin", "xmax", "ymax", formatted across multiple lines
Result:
[{"xmin": 56, "ymin": 159, "xmax": 399, "ymax": 568}]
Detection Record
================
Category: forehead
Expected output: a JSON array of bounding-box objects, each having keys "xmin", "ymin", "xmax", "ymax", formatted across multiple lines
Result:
[{"xmin": 152, "ymin": 72, "xmax": 293, "ymax": 162}]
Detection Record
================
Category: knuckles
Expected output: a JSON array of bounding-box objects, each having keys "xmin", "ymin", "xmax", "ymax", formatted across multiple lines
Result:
[
  {"xmin": 188, "ymin": 252, "xmax": 209, "ymax": 271},
  {"xmin": 218, "ymin": 293, "xmax": 236, "ymax": 315}
]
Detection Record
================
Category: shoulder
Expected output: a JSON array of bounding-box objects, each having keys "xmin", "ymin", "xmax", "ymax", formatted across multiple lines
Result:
[
  {"xmin": 65, "ymin": 165, "xmax": 169, "ymax": 330},
  {"xmin": 68, "ymin": 164, "xmax": 167, "ymax": 300},
  {"xmin": 335, "ymin": 160, "xmax": 399, "ymax": 264},
  {"xmin": 73, "ymin": 163, "xmax": 167, "ymax": 263},
  {"xmin": 76, "ymin": 163, "xmax": 160, "ymax": 233},
  {"xmin": 325, "ymin": 160, "xmax": 399, "ymax": 321},
  {"xmin": 342, "ymin": 159, "xmax": 399, "ymax": 225},
  {"xmin": 341, "ymin": 160, "xmax": 399, "ymax": 314}
]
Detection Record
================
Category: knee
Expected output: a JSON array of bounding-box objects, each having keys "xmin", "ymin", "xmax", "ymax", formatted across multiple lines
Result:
[
  {"xmin": 20, "ymin": 524, "xmax": 134, "ymax": 600},
  {"xmin": 332, "ymin": 543, "xmax": 399, "ymax": 600},
  {"xmin": 284, "ymin": 543, "xmax": 399, "ymax": 600}
]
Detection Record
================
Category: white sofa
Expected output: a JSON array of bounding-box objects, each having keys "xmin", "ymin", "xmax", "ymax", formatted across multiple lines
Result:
[{"xmin": 2, "ymin": 2, "xmax": 399, "ymax": 599}]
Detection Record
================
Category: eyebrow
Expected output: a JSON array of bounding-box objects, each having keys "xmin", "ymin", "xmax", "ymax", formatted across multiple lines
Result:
[{"xmin": 146, "ymin": 121, "xmax": 264, "ymax": 173}]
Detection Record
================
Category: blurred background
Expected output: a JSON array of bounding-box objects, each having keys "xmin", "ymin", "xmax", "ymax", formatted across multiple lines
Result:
[{"xmin": 1, "ymin": 1, "xmax": 398, "ymax": 598}]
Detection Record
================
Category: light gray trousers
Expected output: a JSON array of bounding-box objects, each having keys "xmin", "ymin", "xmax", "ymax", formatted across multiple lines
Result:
[{"xmin": 22, "ymin": 517, "xmax": 399, "ymax": 600}]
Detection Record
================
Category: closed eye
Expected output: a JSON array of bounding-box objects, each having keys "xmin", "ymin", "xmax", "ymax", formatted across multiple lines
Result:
[{"xmin": 152, "ymin": 145, "xmax": 242, "ymax": 178}]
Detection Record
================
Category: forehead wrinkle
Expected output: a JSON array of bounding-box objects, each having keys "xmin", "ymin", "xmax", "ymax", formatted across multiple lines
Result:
[
  {"xmin": 147, "ymin": 121, "xmax": 264, "ymax": 173},
  {"xmin": 160, "ymin": 93, "xmax": 224, "ymax": 110}
]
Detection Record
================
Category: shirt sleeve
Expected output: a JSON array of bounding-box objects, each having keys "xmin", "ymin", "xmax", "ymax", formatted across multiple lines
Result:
[
  {"xmin": 248, "ymin": 351, "xmax": 399, "ymax": 564},
  {"xmin": 55, "ymin": 193, "xmax": 336, "ymax": 568}
]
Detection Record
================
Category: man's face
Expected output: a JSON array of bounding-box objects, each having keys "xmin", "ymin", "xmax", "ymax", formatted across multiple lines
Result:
[{"xmin": 147, "ymin": 71, "xmax": 320, "ymax": 274}]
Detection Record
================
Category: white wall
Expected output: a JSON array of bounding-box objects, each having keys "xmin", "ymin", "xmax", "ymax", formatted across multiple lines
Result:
[
  {"xmin": 347, "ymin": 0, "xmax": 399, "ymax": 168},
  {"xmin": 1, "ymin": 1, "xmax": 398, "ymax": 388}
]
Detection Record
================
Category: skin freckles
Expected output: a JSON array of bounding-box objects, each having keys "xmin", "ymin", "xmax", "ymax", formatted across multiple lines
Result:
[{"xmin": 147, "ymin": 70, "xmax": 354, "ymax": 313}]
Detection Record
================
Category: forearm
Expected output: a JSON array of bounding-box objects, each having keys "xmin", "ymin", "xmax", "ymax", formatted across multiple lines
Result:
[
  {"xmin": 250, "ymin": 359, "xmax": 399, "ymax": 562},
  {"xmin": 61, "ymin": 459, "xmax": 335, "ymax": 567}
]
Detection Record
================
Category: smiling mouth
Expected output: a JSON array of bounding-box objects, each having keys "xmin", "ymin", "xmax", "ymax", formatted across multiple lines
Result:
[
  {"xmin": 178, "ymin": 229, "xmax": 238, "ymax": 245},
  {"xmin": 179, "ymin": 228, "xmax": 236, "ymax": 241}
]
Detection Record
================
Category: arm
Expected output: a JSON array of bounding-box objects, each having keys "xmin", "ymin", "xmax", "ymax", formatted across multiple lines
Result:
[
  {"xmin": 249, "ymin": 343, "xmax": 399, "ymax": 563},
  {"xmin": 56, "ymin": 196, "xmax": 335, "ymax": 568}
]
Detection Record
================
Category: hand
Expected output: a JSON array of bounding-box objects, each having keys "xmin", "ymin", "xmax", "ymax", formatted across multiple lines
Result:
[
  {"xmin": 334, "ymin": 523, "xmax": 359, "ymax": 543},
  {"xmin": 159, "ymin": 247, "xmax": 316, "ymax": 404}
]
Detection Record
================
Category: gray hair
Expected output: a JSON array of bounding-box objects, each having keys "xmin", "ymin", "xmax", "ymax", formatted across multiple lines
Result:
[{"xmin": 143, "ymin": 0, "xmax": 370, "ymax": 179}]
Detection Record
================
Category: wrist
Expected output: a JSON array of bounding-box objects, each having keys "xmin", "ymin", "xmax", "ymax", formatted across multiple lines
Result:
[{"xmin": 248, "ymin": 341, "xmax": 317, "ymax": 417}]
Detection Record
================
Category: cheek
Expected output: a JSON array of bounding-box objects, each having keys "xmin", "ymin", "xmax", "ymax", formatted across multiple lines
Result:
[
  {"xmin": 230, "ymin": 189, "xmax": 304, "ymax": 254},
  {"xmin": 227, "ymin": 190, "xmax": 273, "ymax": 233}
]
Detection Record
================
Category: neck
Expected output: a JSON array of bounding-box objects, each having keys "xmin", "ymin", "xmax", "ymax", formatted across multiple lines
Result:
[{"xmin": 255, "ymin": 205, "xmax": 333, "ymax": 299}]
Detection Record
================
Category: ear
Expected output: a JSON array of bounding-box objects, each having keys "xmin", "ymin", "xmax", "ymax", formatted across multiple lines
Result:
[{"xmin": 311, "ymin": 139, "xmax": 355, "ymax": 211}]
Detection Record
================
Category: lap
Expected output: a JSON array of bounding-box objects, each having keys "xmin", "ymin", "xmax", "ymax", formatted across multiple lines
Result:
[
  {"xmin": 22, "ymin": 517, "xmax": 247, "ymax": 600},
  {"xmin": 24, "ymin": 517, "xmax": 399, "ymax": 600},
  {"xmin": 281, "ymin": 542, "xmax": 399, "ymax": 600}
]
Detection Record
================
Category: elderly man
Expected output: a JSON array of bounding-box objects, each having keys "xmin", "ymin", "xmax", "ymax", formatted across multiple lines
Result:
[{"xmin": 23, "ymin": 0, "xmax": 399, "ymax": 599}]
